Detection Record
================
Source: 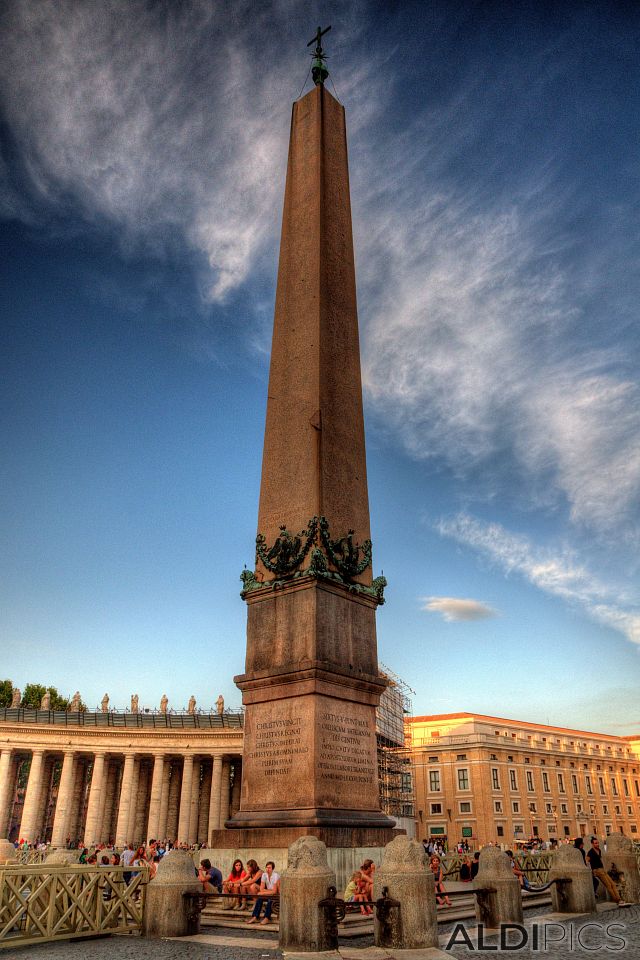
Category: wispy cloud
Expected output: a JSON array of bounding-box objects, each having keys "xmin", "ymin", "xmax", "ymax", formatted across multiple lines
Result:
[
  {"xmin": 437, "ymin": 513, "xmax": 640, "ymax": 646},
  {"xmin": 0, "ymin": 1, "xmax": 370, "ymax": 302},
  {"xmin": 422, "ymin": 596, "xmax": 497, "ymax": 622}
]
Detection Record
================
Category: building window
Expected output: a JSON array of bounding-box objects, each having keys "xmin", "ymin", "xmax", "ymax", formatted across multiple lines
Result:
[
  {"xmin": 563, "ymin": 825, "xmax": 570, "ymax": 836},
  {"xmin": 603, "ymin": 805, "xmax": 609, "ymax": 815},
  {"xmin": 561, "ymin": 803, "xmax": 568, "ymax": 814},
  {"xmin": 599, "ymin": 777, "xmax": 606, "ymax": 796},
  {"xmin": 631, "ymin": 825, "xmax": 638, "ymax": 834},
  {"xmin": 428, "ymin": 756, "xmax": 438, "ymax": 763},
  {"xmin": 430, "ymin": 803, "xmax": 442, "ymax": 814},
  {"xmin": 605, "ymin": 824, "xmax": 612, "ymax": 836},
  {"xmin": 509, "ymin": 770, "xmax": 517, "ymax": 790},
  {"xmin": 529, "ymin": 802, "xmax": 537, "ymax": 813},
  {"xmin": 514, "ymin": 824, "xmax": 524, "ymax": 835},
  {"xmin": 429, "ymin": 770, "xmax": 441, "ymax": 792},
  {"xmin": 543, "ymin": 772, "xmax": 550, "ymax": 792},
  {"xmin": 586, "ymin": 776, "xmax": 593, "ymax": 795},
  {"xmin": 494, "ymin": 801, "xmax": 503, "ymax": 813},
  {"xmin": 526, "ymin": 771, "xmax": 534, "ymax": 792},
  {"xmin": 628, "ymin": 806, "xmax": 633, "ymax": 816},
  {"xmin": 558, "ymin": 774, "xmax": 565, "ymax": 793},
  {"xmin": 635, "ymin": 781, "xmax": 640, "ymax": 797},
  {"xmin": 496, "ymin": 825, "xmax": 504, "ymax": 837},
  {"xmin": 615, "ymin": 805, "xmax": 621, "ymax": 815},
  {"xmin": 490, "ymin": 754, "xmax": 498, "ymax": 761},
  {"xmin": 458, "ymin": 768, "xmax": 470, "ymax": 791},
  {"xmin": 457, "ymin": 754, "xmax": 467, "ymax": 761},
  {"xmin": 611, "ymin": 779, "xmax": 618, "ymax": 797},
  {"xmin": 546, "ymin": 802, "xmax": 553, "ymax": 814},
  {"xmin": 571, "ymin": 775, "xmax": 578, "ymax": 793},
  {"xmin": 623, "ymin": 779, "xmax": 630, "ymax": 796},
  {"xmin": 491, "ymin": 769, "xmax": 500, "ymax": 790},
  {"xmin": 548, "ymin": 823, "xmax": 557, "ymax": 834},
  {"xmin": 512, "ymin": 801, "xmax": 520, "ymax": 813},
  {"xmin": 460, "ymin": 801, "xmax": 472, "ymax": 813}
]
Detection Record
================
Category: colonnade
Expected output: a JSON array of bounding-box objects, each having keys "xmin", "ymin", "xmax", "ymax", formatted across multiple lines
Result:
[{"xmin": 0, "ymin": 747, "xmax": 241, "ymax": 847}]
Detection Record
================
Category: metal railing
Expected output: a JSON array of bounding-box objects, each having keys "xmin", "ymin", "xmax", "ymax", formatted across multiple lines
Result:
[
  {"xmin": 0, "ymin": 864, "xmax": 149, "ymax": 949},
  {"xmin": 441, "ymin": 853, "xmax": 553, "ymax": 885},
  {"xmin": 0, "ymin": 707, "xmax": 244, "ymax": 729},
  {"xmin": 13, "ymin": 851, "xmax": 47, "ymax": 866}
]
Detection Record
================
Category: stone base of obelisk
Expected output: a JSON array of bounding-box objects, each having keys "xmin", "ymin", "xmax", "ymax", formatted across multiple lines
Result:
[{"xmin": 210, "ymin": 824, "xmax": 399, "ymax": 850}]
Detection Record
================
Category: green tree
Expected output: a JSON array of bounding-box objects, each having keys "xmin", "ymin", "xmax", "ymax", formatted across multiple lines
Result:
[
  {"xmin": 0, "ymin": 679, "xmax": 13, "ymax": 708},
  {"xmin": 21, "ymin": 684, "xmax": 70, "ymax": 711}
]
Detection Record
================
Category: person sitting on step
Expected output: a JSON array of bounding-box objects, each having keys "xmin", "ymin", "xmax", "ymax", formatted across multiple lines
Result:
[{"xmin": 246, "ymin": 861, "xmax": 280, "ymax": 925}]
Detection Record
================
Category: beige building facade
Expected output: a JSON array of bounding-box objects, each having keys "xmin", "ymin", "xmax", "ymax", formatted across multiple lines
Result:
[
  {"xmin": 409, "ymin": 713, "xmax": 640, "ymax": 848},
  {"xmin": 0, "ymin": 709, "xmax": 243, "ymax": 846}
]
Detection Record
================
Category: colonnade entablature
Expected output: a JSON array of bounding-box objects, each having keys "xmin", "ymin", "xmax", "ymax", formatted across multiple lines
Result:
[{"xmin": 0, "ymin": 712, "xmax": 244, "ymax": 848}]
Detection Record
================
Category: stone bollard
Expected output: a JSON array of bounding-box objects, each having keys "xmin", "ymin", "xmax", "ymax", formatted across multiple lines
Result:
[
  {"xmin": 279, "ymin": 836, "xmax": 337, "ymax": 953},
  {"xmin": 45, "ymin": 849, "xmax": 82, "ymax": 864},
  {"xmin": 548, "ymin": 845, "xmax": 596, "ymax": 913},
  {"xmin": 143, "ymin": 849, "xmax": 201, "ymax": 938},
  {"xmin": 474, "ymin": 847, "xmax": 523, "ymax": 928},
  {"xmin": 373, "ymin": 835, "xmax": 438, "ymax": 950},
  {"xmin": 604, "ymin": 833, "xmax": 640, "ymax": 904},
  {"xmin": 0, "ymin": 839, "xmax": 17, "ymax": 864}
]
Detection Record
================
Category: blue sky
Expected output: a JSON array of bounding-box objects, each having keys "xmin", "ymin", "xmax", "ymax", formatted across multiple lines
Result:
[{"xmin": 1, "ymin": 1, "xmax": 638, "ymax": 733}]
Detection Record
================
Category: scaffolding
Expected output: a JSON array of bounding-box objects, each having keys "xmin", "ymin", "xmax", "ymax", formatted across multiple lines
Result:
[{"xmin": 376, "ymin": 664, "xmax": 416, "ymax": 821}]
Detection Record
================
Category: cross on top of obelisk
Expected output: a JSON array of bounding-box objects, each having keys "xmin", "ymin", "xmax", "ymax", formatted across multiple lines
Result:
[{"xmin": 307, "ymin": 24, "xmax": 331, "ymax": 86}]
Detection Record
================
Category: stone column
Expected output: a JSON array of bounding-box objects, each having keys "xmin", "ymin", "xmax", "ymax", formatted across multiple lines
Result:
[
  {"xmin": 197, "ymin": 761, "xmax": 212, "ymax": 844},
  {"xmin": 208, "ymin": 755, "xmax": 223, "ymax": 842},
  {"xmin": 146, "ymin": 754, "xmax": 165, "ymax": 842},
  {"xmin": 115, "ymin": 753, "xmax": 135, "ymax": 846},
  {"xmin": 0, "ymin": 749, "xmax": 14, "ymax": 837},
  {"xmin": 177, "ymin": 755, "xmax": 194, "ymax": 843},
  {"xmin": 220, "ymin": 758, "xmax": 231, "ymax": 828},
  {"xmin": 100, "ymin": 761, "xmax": 118, "ymax": 843},
  {"xmin": 374, "ymin": 836, "xmax": 438, "ymax": 950},
  {"xmin": 127, "ymin": 757, "xmax": 141, "ymax": 843},
  {"xmin": 157, "ymin": 758, "xmax": 171, "ymax": 840},
  {"xmin": 549, "ymin": 846, "xmax": 596, "ymax": 913},
  {"xmin": 187, "ymin": 759, "xmax": 201, "ymax": 844},
  {"xmin": 474, "ymin": 847, "xmax": 523, "ymax": 927},
  {"xmin": 19, "ymin": 750, "xmax": 45, "ymax": 842},
  {"xmin": 166, "ymin": 761, "xmax": 181, "ymax": 840},
  {"xmin": 230, "ymin": 759, "xmax": 242, "ymax": 817},
  {"xmin": 50, "ymin": 751, "xmax": 76, "ymax": 848},
  {"xmin": 83, "ymin": 752, "xmax": 106, "ymax": 846}
]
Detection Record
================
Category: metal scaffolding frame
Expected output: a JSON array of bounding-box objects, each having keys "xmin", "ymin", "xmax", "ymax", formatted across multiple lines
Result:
[{"xmin": 376, "ymin": 664, "xmax": 416, "ymax": 819}]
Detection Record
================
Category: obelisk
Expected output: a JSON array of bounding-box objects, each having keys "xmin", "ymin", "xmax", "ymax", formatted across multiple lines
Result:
[{"xmin": 224, "ymin": 35, "xmax": 394, "ymax": 847}]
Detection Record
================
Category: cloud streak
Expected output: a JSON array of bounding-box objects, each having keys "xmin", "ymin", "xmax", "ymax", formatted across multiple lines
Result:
[
  {"xmin": 437, "ymin": 513, "xmax": 640, "ymax": 646},
  {"xmin": 422, "ymin": 596, "xmax": 497, "ymax": 622}
]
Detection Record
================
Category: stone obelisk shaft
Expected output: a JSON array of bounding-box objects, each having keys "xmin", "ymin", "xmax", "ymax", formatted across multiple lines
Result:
[{"xmin": 258, "ymin": 83, "xmax": 371, "ymax": 579}]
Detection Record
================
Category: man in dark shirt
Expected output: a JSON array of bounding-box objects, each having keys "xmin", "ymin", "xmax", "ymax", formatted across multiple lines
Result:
[
  {"xmin": 586, "ymin": 838, "xmax": 626, "ymax": 905},
  {"xmin": 198, "ymin": 858, "xmax": 223, "ymax": 893},
  {"xmin": 470, "ymin": 851, "xmax": 480, "ymax": 880}
]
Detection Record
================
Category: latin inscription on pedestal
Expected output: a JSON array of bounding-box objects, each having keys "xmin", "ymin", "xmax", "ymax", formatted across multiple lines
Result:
[{"xmin": 240, "ymin": 694, "xmax": 380, "ymax": 814}]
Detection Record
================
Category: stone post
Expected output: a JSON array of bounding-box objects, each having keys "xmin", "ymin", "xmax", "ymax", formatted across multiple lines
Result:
[
  {"xmin": 51, "ymin": 751, "xmax": 76, "ymax": 847},
  {"xmin": 0, "ymin": 750, "xmax": 14, "ymax": 837},
  {"xmin": 0, "ymin": 839, "xmax": 17, "ymax": 864},
  {"xmin": 373, "ymin": 835, "xmax": 438, "ymax": 950},
  {"xmin": 208, "ymin": 755, "xmax": 223, "ymax": 843},
  {"xmin": 604, "ymin": 833, "xmax": 640, "ymax": 904},
  {"xmin": 474, "ymin": 847, "xmax": 523, "ymax": 927},
  {"xmin": 46, "ymin": 848, "xmax": 82, "ymax": 864},
  {"xmin": 83, "ymin": 752, "xmax": 106, "ymax": 846},
  {"xmin": 115, "ymin": 753, "xmax": 135, "ymax": 846},
  {"xmin": 19, "ymin": 750, "xmax": 45, "ymax": 842},
  {"xmin": 143, "ymin": 849, "xmax": 201, "ymax": 938},
  {"xmin": 177, "ymin": 755, "xmax": 194, "ymax": 843},
  {"xmin": 548, "ymin": 845, "xmax": 596, "ymax": 913},
  {"xmin": 279, "ymin": 836, "xmax": 337, "ymax": 953},
  {"xmin": 146, "ymin": 754, "xmax": 165, "ymax": 842}
]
